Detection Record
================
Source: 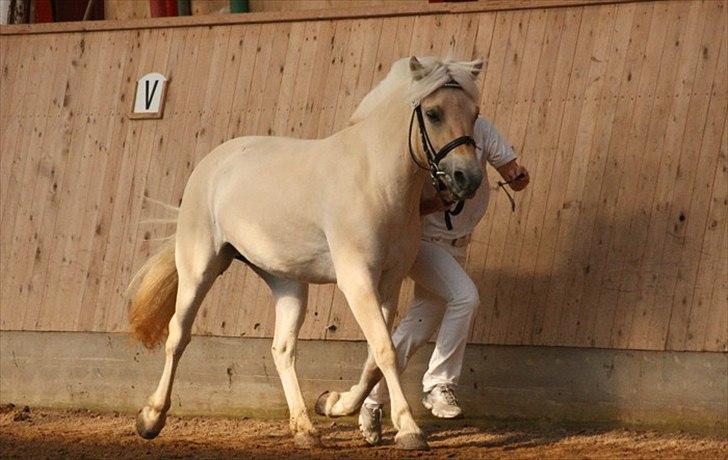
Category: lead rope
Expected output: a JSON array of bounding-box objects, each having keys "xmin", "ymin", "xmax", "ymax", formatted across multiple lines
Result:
[
  {"xmin": 497, "ymin": 172, "xmax": 526, "ymax": 212},
  {"xmin": 446, "ymin": 173, "xmax": 526, "ymax": 229}
]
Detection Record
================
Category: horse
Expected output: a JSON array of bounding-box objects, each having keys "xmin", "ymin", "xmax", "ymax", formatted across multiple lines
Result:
[{"xmin": 128, "ymin": 56, "xmax": 484, "ymax": 451}]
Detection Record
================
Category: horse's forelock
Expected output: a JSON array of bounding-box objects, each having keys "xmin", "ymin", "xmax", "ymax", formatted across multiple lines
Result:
[
  {"xmin": 405, "ymin": 57, "xmax": 482, "ymax": 108},
  {"xmin": 349, "ymin": 57, "xmax": 482, "ymax": 125}
]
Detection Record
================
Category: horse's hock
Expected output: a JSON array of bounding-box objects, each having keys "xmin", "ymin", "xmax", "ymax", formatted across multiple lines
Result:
[{"xmin": 0, "ymin": 0, "xmax": 726, "ymax": 435}]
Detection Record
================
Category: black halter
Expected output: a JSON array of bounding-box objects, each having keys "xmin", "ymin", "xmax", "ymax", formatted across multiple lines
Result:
[{"xmin": 407, "ymin": 80, "xmax": 476, "ymax": 230}]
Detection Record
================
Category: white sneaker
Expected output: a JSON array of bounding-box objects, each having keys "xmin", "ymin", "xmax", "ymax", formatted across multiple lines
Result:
[
  {"xmin": 421, "ymin": 384, "xmax": 462, "ymax": 419},
  {"xmin": 358, "ymin": 403, "xmax": 383, "ymax": 446}
]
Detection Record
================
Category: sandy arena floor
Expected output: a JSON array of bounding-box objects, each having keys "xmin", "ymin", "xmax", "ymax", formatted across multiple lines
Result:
[{"xmin": 1, "ymin": 405, "xmax": 726, "ymax": 459}]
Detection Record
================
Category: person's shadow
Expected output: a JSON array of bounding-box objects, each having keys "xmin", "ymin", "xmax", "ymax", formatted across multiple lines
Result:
[{"xmin": 422, "ymin": 420, "xmax": 605, "ymax": 450}]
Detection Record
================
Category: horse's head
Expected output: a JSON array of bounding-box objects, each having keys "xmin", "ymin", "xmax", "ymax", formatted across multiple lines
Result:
[{"xmin": 408, "ymin": 56, "xmax": 484, "ymax": 200}]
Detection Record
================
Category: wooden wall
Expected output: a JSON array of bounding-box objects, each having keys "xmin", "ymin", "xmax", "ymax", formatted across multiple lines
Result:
[{"xmin": 1, "ymin": 0, "xmax": 725, "ymax": 352}]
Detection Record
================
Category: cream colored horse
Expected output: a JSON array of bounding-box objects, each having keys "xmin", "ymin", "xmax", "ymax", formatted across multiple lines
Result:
[{"xmin": 128, "ymin": 56, "xmax": 484, "ymax": 450}]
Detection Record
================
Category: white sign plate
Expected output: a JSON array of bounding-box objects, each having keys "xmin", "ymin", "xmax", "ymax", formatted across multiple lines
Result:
[{"xmin": 131, "ymin": 72, "xmax": 168, "ymax": 119}]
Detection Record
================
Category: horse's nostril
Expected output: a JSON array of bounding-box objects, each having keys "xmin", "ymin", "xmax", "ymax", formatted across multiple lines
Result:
[{"xmin": 453, "ymin": 170, "xmax": 466, "ymax": 187}]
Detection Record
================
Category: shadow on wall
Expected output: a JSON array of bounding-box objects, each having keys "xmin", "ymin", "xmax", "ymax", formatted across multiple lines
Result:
[{"xmin": 466, "ymin": 204, "xmax": 720, "ymax": 351}]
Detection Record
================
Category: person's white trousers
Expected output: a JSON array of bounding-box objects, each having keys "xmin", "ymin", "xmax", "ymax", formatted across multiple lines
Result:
[{"xmin": 364, "ymin": 239, "xmax": 479, "ymax": 405}]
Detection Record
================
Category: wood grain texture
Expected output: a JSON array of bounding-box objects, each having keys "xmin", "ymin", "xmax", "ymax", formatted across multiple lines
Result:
[{"xmin": 0, "ymin": 0, "xmax": 725, "ymax": 352}]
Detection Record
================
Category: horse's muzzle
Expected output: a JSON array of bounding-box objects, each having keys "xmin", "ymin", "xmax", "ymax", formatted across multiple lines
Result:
[{"xmin": 448, "ymin": 168, "xmax": 482, "ymax": 200}]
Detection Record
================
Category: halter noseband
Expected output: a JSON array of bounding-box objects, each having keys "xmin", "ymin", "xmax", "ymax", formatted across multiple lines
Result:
[{"xmin": 408, "ymin": 79, "xmax": 476, "ymax": 230}]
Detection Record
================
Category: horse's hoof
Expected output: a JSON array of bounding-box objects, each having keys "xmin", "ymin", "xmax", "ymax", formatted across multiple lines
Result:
[
  {"xmin": 294, "ymin": 432, "xmax": 323, "ymax": 449},
  {"xmin": 314, "ymin": 391, "xmax": 339, "ymax": 416},
  {"xmin": 394, "ymin": 431, "xmax": 429, "ymax": 451},
  {"xmin": 135, "ymin": 407, "xmax": 166, "ymax": 440}
]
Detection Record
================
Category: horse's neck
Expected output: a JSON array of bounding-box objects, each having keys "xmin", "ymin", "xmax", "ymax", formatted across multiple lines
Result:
[{"xmin": 354, "ymin": 101, "xmax": 428, "ymax": 216}]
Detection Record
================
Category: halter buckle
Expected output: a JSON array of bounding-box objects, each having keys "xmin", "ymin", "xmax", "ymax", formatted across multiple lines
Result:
[{"xmin": 442, "ymin": 79, "xmax": 462, "ymax": 88}]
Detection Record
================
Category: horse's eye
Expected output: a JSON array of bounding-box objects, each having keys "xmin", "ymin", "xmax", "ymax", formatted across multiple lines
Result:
[{"xmin": 425, "ymin": 110, "xmax": 440, "ymax": 122}]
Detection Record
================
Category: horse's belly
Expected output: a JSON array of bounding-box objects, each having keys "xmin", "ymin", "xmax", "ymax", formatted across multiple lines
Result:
[
  {"xmin": 252, "ymin": 250, "xmax": 336, "ymax": 284},
  {"xmin": 230, "ymin": 226, "xmax": 336, "ymax": 284}
]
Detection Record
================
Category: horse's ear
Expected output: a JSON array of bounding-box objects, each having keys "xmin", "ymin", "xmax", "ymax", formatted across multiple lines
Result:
[
  {"xmin": 409, "ymin": 56, "xmax": 428, "ymax": 81},
  {"xmin": 470, "ymin": 59, "xmax": 484, "ymax": 78}
]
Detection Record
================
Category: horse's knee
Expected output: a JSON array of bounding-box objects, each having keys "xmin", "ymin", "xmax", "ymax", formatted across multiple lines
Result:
[
  {"xmin": 271, "ymin": 342, "xmax": 295, "ymax": 370},
  {"xmin": 373, "ymin": 343, "xmax": 397, "ymax": 371}
]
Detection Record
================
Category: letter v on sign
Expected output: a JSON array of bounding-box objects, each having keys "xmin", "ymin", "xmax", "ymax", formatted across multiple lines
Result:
[
  {"xmin": 145, "ymin": 80, "xmax": 160, "ymax": 110},
  {"xmin": 131, "ymin": 72, "xmax": 168, "ymax": 119}
]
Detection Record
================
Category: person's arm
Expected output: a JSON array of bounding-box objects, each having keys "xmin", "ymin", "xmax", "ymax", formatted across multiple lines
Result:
[
  {"xmin": 496, "ymin": 159, "xmax": 530, "ymax": 191},
  {"xmin": 478, "ymin": 116, "xmax": 530, "ymax": 191}
]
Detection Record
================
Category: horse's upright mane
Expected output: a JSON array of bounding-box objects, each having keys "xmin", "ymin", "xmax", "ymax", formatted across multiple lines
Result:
[{"xmin": 349, "ymin": 56, "xmax": 483, "ymax": 124}]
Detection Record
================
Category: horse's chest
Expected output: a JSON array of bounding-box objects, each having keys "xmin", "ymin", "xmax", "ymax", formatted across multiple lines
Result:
[{"xmin": 381, "ymin": 225, "xmax": 421, "ymax": 273}]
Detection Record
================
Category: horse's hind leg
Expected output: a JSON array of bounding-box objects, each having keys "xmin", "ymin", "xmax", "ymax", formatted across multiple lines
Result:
[
  {"xmin": 258, "ymin": 272, "xmax": 320, "ymax": 448},
  {"xmin": 136, "ymin": 237, "xmax": 229, "ymax": 439}
]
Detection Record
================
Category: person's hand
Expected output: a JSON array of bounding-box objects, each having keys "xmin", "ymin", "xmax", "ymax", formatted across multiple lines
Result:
[{"xmin": 496, "ymin": 160, "xmax": 530, "ymax": 191}]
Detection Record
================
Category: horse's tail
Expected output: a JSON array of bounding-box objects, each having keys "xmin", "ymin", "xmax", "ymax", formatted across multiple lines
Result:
[{"xmin": 128, "ymin": 236, "xmax": 178, "ymax": 349}]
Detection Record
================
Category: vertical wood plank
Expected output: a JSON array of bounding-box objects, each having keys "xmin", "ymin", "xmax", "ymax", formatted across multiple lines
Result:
[
  {"xmin": 468, "ymin": 9, "xmax": 517, "ymax": 341},
  {"xmin": 12, "ymin": 37, "xmax": 76, "ymax": 330},
  {"xmin": 474, "ymin": 7, "xmax": 538, "ymax": 345},
  {"xmin": 700, "ymin": 119, "xmax": 727, "ymax": 352},
  {"xmin": 509, "ymin": 4, "xmax": 608, "ymax": 346},
  {"xmin": 662, "ymin": 12, "xmax": 726, "ymax": 350},
  {"xmin": 2, "ymin": 35, "xmax": 59, "ymax": 329},
  {"xmin": 72, "ymin": 31, "xmax": 138, "ymax": 331},
  {"xmin": 619, "ymin": 0, "xmax": 710, "ymax": 349},
  {"xmin": 32, "ymin": 33, "xmax": 109, "ymax": 330},
  {"xmin": 639, "ymin": 0, "xmax": 724, "ymax": 350},
  {"xmin": 0, "ymin": 36, "xmax": 25, "ymax": 222},
  {"xmin": 569, "ymin": 2, "xmax": 638, "ymax": 347},
  {"xmin": 102, "ymin": 29, "xmax": 175, "ymax": 332}
]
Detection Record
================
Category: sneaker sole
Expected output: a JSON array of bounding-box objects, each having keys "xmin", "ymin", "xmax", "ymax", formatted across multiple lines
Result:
[{"xmin": 421, "ymin": 397, "xmax": 462, "ymax": 419}]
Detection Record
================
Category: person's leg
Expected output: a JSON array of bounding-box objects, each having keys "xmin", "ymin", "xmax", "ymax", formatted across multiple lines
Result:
[
  {"xmin": 363, "ymin": 285, "xmax": 444, "ymax": 406},
  {"xmin": 365, "ymin": 241, "xmax": 478, "ymax": 402},
  {"xmin": 413, "ymin": 245, "xmax": 479, "ymax": 415},
  {"xmin": 358, "ymin": 284, "xmax": 442, "ymax": 445},
  {"xmin": 358, "ymin": 242, "xmax": 451, "ymax": 446},
  {"xmin": 359, "ymin": 241, "xmax": 478, "ymax": 443}
]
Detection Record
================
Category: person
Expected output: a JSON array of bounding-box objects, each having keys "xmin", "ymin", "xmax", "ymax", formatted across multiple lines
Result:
[{"xmin": 358, "ymin": 114, "xmax": 530, "ymax": 445}]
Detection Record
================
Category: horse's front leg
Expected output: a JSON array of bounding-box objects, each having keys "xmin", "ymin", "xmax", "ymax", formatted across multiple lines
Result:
[
  {"xmin": 317, "ymin": 259, "xmax": 427, "ymax": 451},
  {"xmin": 315, "ymin": 272, "xmax": 402, "ymax": 418}
]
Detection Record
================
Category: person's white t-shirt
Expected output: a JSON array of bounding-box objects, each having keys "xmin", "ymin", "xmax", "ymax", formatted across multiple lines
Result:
[{"xmin": 421, "ymin": 116, "xmax": 516, "ymax": 240}]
